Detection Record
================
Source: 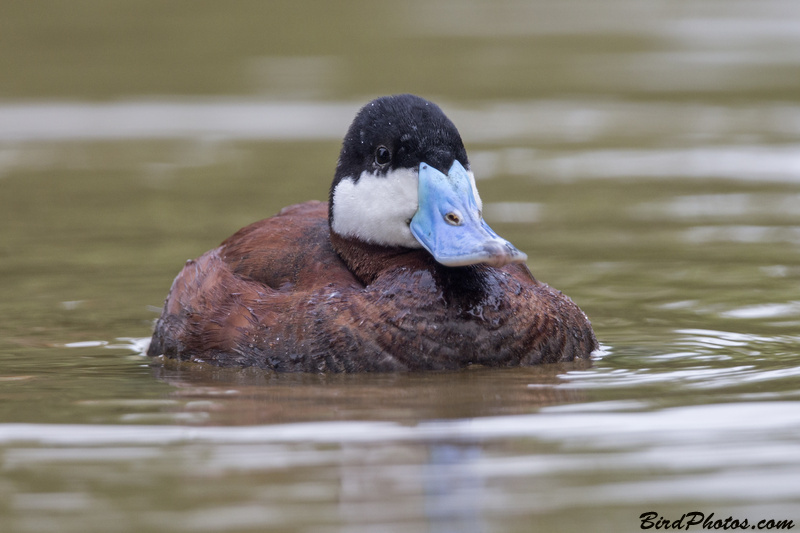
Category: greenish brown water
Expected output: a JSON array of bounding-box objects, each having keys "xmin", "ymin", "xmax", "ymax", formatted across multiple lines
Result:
[{"xmin": 2, "ymin": 1, "xmax": 800, "ymax": 532}]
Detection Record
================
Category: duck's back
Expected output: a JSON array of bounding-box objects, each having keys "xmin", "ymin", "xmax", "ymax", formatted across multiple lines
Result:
[
  {"xmin": 220, "ymin": 201, "xmax": 359, "ymax": 291},
  {"xmin": 147, "ymin": 201, "xmax": 597, "ymax": 371}
]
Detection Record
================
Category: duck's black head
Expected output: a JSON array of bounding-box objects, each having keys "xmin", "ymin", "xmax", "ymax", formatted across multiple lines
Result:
[
  {"xmin": 329, "ymin": 94, "xmax": 526, "ymax": 268},
  {"xmin": 333, "ymin": 94, "xmax": 469, "ymax": 182}
]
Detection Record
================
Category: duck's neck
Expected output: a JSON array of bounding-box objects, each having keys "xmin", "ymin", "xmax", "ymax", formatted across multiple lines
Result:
[{"xmin": 329, "ymin": 231, "xmax": 432, "ymax": 285}]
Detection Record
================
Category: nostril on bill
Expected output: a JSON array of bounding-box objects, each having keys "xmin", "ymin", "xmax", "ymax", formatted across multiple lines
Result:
[{"xmin": 482, "ymin": 242, "xmax": 513, "ymax": 267}]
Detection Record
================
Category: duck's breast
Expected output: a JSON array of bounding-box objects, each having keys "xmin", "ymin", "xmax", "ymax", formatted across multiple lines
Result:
[{"xmin": 148, "ymin": 200, "xmax": 597, "ymax": 371}]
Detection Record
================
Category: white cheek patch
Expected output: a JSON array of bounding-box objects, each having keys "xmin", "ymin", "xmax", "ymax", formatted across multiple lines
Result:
[
  {"xmin": 331, "ymin": 168, "xmax": 422, "ymax": 248},
  {"xmin": 466, "ymin": 170, "xmax": 483, "ymax": 213}
]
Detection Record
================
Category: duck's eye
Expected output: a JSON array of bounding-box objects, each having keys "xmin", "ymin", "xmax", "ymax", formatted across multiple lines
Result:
[
  {"xmin": 374, "ymin": 146, "xmax": 391, "ymax": 166},
  {"xmin": 445, "ymin": 212, "xmax": 462, "ymax": 226}
]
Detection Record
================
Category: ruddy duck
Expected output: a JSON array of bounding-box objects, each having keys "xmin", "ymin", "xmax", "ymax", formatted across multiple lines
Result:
[{"xmin": 147, "ymin": 94, "xmax": 597, "ymax": 371}]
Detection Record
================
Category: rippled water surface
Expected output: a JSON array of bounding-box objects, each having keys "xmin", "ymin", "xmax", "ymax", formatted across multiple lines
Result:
[{"xmin": 2, "ymin": 1, "xmax": 800, "ymax": 532}]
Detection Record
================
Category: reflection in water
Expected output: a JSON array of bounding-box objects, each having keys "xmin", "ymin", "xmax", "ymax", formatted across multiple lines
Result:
[
  {"xmin": 0, "ymin": 101, "xmax": 358, "ymax": 142},
  {"xmin": 684, "ymin": 226, "xmax": 800, "ymax": 245},
  {"xmin": 4, "ymin": 101, "xmax": 800, "ymax": 187},
  {"xmin": 2, "ymin": 401, "xmax": 800, "ymax": 531},
  {"xmin": 3, "ymin": 100, "xmax": 800, "ymax": 145},
  {"xmin": 146, "ymin": 355, "xmax": 591, "ymax": 425},
  {"xmin": 633, "ymin": 194, "xmax": 800, "ymax": 220},
  {"xmin": 720, "ymin": 303, "xmax": 800, "ymax": 320},
  {"xmin": 424, "ymin": 444, "xmax": 484, "ymax": 533},
  {"xmin": 563, "ymin": 329, "xmax": 800, "ymax": 398},
  {"xmin": 490, "ymin": 145, "xmax": 800, "ymax": 182},
  {"xmin": 3, "ymin": 401, "xmax": 800, "ymax": 451}
]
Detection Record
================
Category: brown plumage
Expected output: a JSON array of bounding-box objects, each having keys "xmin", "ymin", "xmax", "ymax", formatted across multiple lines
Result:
[
  {"xmin": 147, "ymin": 94, "xmax": 597, "ymax": 371},
  {"xmin": 148, "ymin": 201, "xmax": 596, "ymax": 371}
]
